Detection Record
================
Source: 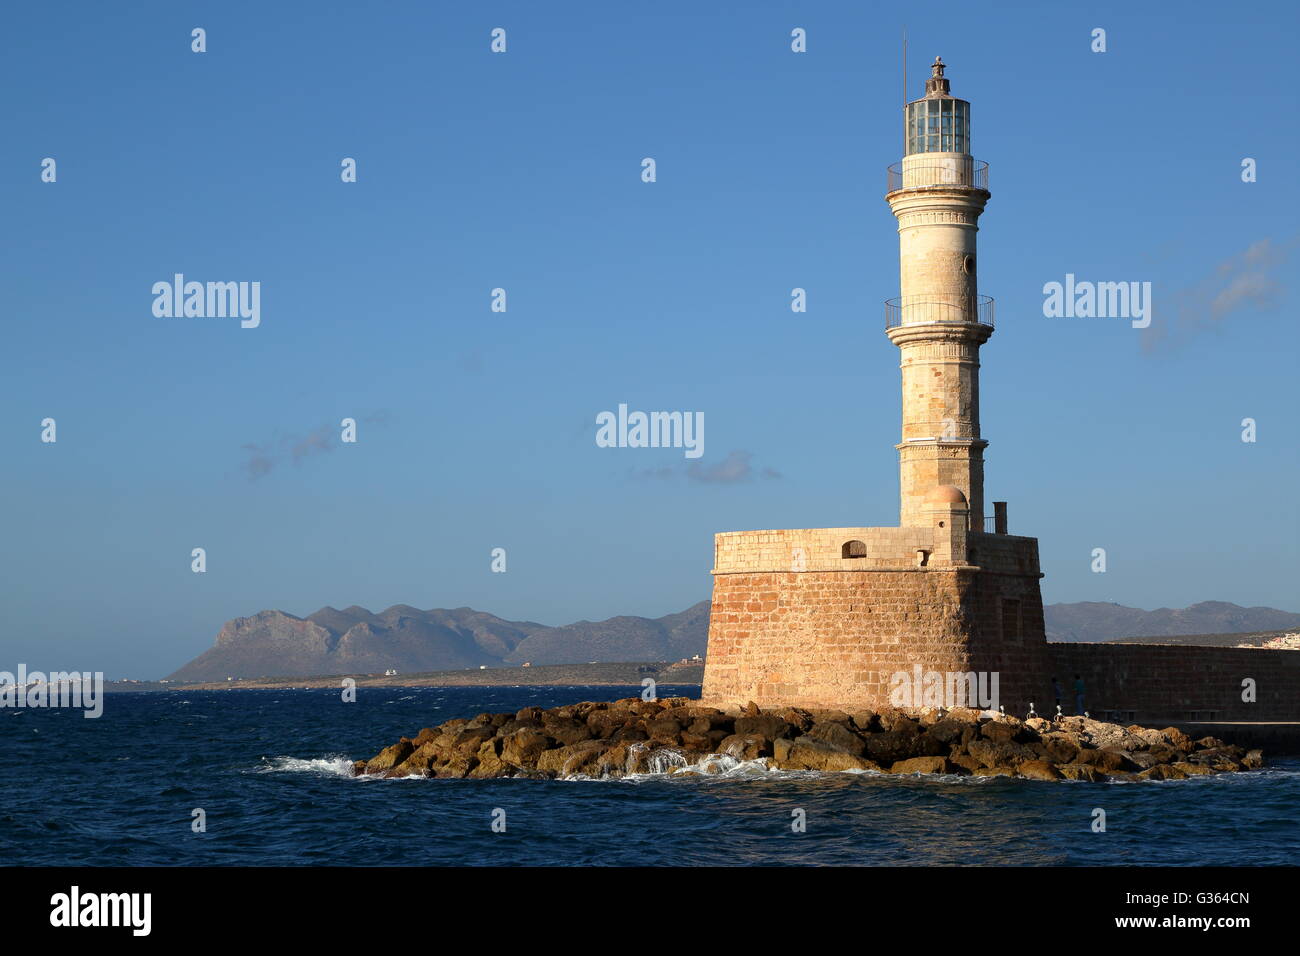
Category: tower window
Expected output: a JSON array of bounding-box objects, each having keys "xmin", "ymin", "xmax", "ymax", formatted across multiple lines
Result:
[
  {"xmin": 963, "ymin": 255, "xmax": 975, "ymax": 275},
  {"xmin": 841, "ymin": 540, "xmax": 868, "ymax": 559}
]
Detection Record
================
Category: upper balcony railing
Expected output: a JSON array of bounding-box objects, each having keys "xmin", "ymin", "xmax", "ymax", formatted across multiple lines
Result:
[
  {"xmin": 885, "ymin": 295, "xmax": 995, "ymax": 330},
  {"xmin": 887, "ymin": 158, "xmax": 989, "ymax": 192}
]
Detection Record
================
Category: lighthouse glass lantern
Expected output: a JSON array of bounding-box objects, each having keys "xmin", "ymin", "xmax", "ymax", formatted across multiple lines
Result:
[{"xmin": 905, "ymin": 96, "xmax": 969, "ymax": 154}]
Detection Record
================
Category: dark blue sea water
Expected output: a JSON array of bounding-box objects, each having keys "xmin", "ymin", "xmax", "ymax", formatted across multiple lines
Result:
[{"xmin": 3, "ymin": 687, "xmax": 1296, "ymax": 866}]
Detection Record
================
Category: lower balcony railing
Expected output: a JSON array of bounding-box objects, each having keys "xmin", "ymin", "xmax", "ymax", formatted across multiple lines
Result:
[{"xmin": 885, "ymin": 295, "xmax": 994, "ymax": 330}]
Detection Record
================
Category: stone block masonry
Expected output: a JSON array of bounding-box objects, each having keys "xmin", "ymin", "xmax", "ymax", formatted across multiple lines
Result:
[
  {"xmin": 700, "ymin": 529, "xmax": 1296, "ymax": 722},
  {"xmin": 1045, "ymin": 643, "xmax": 1300, "ymax": 722},
  {"xmin": 701, "ymin": 528, "xmax": 1049, "ymax": 714}
]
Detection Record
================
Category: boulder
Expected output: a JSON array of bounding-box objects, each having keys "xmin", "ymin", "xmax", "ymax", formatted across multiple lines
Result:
[
  {"xmin": 967, "ymin": 738, "xmax": 1036, "ymax": 770},
  {"xmin": 496, "ymin": 718, "xmax": 544, "ymax": 736},
  {"xmin": 1081, "ymin": 720, "xmax": 1146, "ymax": 752},
  {"xmin": 500, "ymin": 730, "xmax": 551, "ymax": 769},
  {"xmin": 537, "ymin": 741, "xmax": 609, "ymax": 776},
  {"xmin": 411, "ymin": 727, "xmax": 439, "ymax": 748},
  {"xmin": 1125, "ymin": 751, "xmax": 1162, "ymax": 770},
  {"xmin": 645, "ymin": 717, "xmax": 684, "ymax": 745},
  {"xmin": 911, "ymin": 732, "xmax": 951, "ymax": 757},
  {"xmin": 1057, "ymin": 763, "xmax": 1103, "ymax": 782},
  {"xmin": 773, "ymin": 737, "xmax": 881, "ymax": 772},
  {"xmin": 876, "ymin": 709, "xmax": 921, "ymax": 735},
  {"xmin": 541, "ymin": 716, "xmax": 593, "ymax": 746},
  {"xmin": 948, "ymin": 752, "xmax": 983, "ymax": 774},
  {"xmin": 364, "ymin": 739, "xmax": 413, "ymax": 774},
  {"xmin": 926, "ymin": 719, "xmax": 968, "ymax": 745},
  {"xmin": 944, "ymin": 707, "xmax": 983, "ymax": 725},
  {"xmin": 980, "ymin": 720, "xmax": 1019, "ymax": 744},
  {"xmin": 390, "ymin": 750, "xmax": 437, "ymax": 777},
  {"xmin": 452, "ymin": 726, "xmax": 496, "ymax": 754},
  {"xmin": 700, "ymin": 712, "xmax": 737, "ymax": 733},
  {"xmin": 586, "ymin": 710, "xmax": 627, "ymax": 738},
  {"xmin": 779, "ymin": 708, "xmax": 815, "ymax": 733},
  {"xmin": 863, "ymin": 730, "xmax": 920, "ymax": 764},
  {"xmin": 1075, "ymin": 748, "xmax": 1137, "ymax": 773},
  {"xmin": 678, "ymin": 731, "xmax": 712, "ymax": 751},
  {"xmin": 718, "ymin": 733, "xmax": 772, "ymax": 760},
  {"xmin": 734, "ymin": 714, "xmax": 793, "ymax": 740},
  {"xmin": 1015, "ymin": 760, "xmax": 1062, "ymax": 781},
  {"xmin": 915, "ymin": 707, "xmax": 945, "ymax": 727},
  {"xmin": 1140, "ymin": 764, "xmax": 1187, "ymax": 781},
  {"xmin": 594, "ymin": 744, "xmax": 634, "ymax": 777},
  {"xmin": 469, "ymin": 738, "xmax": 511, "ymax": 778},
  {"xmin": 610, "ymin": 723, "xmax": 649, "ymax": 744},
  {"xmin": 435, "ymin": 753, "xmax": 476, "ymax": 779},
  {"xmin": 1038, "ymin": 734, "xmax": 1080, "ymax": 764},
  {"xmin": 805, "ymin": 720, "xmax": 867, "ymax": 755},
  {"xmin": 889, "ymin": 756, "xmax": 958, "ymax": 775},
  {"xmin": 849, "ymin": 710, "xmax": 879, "ymax": 733}
]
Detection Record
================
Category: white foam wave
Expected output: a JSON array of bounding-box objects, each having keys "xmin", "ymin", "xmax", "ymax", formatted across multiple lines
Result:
[
  {"xmin": 255, "ymin": 755, "xmax": 355, "ymax": 777},
  {"xmin": 562, "ymin": 748, "xmax": 787, "ymax": 782}
]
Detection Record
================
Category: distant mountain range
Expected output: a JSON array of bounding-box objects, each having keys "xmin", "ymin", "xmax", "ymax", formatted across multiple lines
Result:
[
  {"xmin": 165, "ymin": 599, "xmax": 1298, "ymax": 681},
  {"xmin": 1042, "ymin": 600, "xmax": 1300, "ymax": 643},
  {"xmin": 165, "ymin": 602, "xmax": 711, "ymax": 682}
]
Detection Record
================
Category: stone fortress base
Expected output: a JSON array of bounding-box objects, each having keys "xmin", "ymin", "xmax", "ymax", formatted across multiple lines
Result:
[{"xmin": 700, "ymin": 510, "xmax": 1299, "ymax": 722}]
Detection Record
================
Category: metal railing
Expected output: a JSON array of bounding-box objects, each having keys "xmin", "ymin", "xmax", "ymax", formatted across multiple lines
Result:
[
  {"xmin": 887, "ymin": 158, "xmax": 989, "ymax": 192},
  {"xmin": 885, "ymin": 294, "xmax": 994, "ymax": 330},
  {"xmin": 984, "ymin": 515, "xmax": 998, "ymax": 533}
]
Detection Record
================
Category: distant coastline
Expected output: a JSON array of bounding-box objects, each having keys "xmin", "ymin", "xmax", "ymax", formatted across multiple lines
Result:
[{"xmin": 108, "ymin": 660, "xmax": 704, "ymax": 692}]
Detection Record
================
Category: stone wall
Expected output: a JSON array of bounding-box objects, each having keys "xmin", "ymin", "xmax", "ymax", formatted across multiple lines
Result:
[
  {"xmin": 700, "ymin": 528, "xmax": 1298, "ymax": 721},
  {"xmin": 701, "ymin": 564, "xmax": 1048, "ymax": 712},
  {"xmin": 1044, "ymin": 642, "xmax": 1300, "ymax": 722}
]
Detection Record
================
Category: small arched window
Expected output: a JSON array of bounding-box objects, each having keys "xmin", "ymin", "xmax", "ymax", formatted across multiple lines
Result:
[{"xmin": 841, "ymin": 540, "xmax": 867, "ymax": 559}]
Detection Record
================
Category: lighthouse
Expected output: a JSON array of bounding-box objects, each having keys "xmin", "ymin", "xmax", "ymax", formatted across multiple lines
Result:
[
  {"xmin": 886, "ymin": 57, "xmax": 993, "ymax": 531},
  {"xmin": 694, "ymin": 55, "xmax": 1295, "ymax": 726},
  {"xmin": 700, "ymin": 57, "xmax": 1047, "ymax": 714}
]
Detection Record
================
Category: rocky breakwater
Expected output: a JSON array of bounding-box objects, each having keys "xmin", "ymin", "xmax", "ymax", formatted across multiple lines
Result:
[{"xmin": 351, "ymin": 698, "xmax": 1266, "ymax": 781}]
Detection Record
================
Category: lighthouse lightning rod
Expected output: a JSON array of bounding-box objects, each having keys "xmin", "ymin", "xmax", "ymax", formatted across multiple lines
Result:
[{"xmin": 902, "ymin": 27, "xmax": 908, "ymax": 155}]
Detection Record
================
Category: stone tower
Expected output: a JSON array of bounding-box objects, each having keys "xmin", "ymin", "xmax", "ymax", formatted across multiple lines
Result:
[
  {"xmin": 887, "ymin": 56, "xmax": 993, "ymax": 530},
  {"xmin": 700, "ymin": 58, "xmax": 1048, "ymax": 714},
  {"xmin": 698, "ymin": 58, "xmax": 1300, "ymax": 724}
]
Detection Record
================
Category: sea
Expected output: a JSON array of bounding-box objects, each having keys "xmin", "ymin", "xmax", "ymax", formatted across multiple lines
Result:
[{"xmin": 3, "ymin": 686, "xmax": 1296, "ymax": 866}]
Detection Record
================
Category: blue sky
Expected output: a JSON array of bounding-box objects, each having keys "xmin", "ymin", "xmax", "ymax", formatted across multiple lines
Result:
[{"xmin": 3, "ymin": 1, "xmax": 1297, "ymax": 678}]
